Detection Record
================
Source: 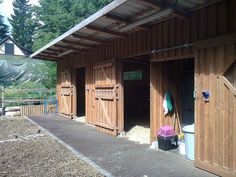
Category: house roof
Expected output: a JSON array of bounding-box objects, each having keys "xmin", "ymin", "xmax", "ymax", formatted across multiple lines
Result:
[
  {"xmin": 0, "ymin": 36, "xmax": 32, "ymax": 56},
  {"xmin": 31, "ymin": 0, "xmax": 213, "ymax": 60}
]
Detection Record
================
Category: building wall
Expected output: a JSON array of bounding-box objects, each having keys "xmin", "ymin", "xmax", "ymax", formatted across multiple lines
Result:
[
  {"xmin": 0, "ymin": 39, "xmax": 26, "ymax": 56},
  {"xmin": 57, "ymin": 0, "xmax": 236, "ymax": 127}
]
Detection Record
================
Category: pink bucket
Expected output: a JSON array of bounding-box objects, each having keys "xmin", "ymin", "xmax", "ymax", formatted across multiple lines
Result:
[{"xmin": 157, "ymin": 125, "xmax": 176, "ymax": 137}]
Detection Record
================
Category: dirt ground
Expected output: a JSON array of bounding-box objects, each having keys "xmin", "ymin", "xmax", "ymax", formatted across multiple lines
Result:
[{"xmin": 0, "ymin": 116, "xmax": 103, "ymax": 177}]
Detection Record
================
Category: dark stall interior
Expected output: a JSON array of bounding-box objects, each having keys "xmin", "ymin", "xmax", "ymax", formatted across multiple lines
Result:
[
  {"xmin": 123, "ymin": 55, "xmax": 150, "ymax": 131},
  {"xmin": 76, "ymin": 67, "xmax": 85, "ymax": 117}
]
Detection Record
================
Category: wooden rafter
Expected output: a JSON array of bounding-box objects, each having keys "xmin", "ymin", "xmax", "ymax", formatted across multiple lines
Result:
[
  {"xmin": 38, "ymin": 54, "xmax": 58, "ymax": 60},
  {"xmin": 137, "ymin": 0, "xmax": 186, "ymax": 19},
  {"xmin": 131, "ymin": 7, "xmax": 153, "ymax": 21},
  {"xmin": 54, "ymin": 44, "xmax": 85, "ymax": 53},
  {"xmin": 47, "ymin": 48, "xmax": 63, "ymax": 52},
  {"xmin": 62, "ymin": 39, "xmax": 96, "ymax": 48},
  {"xmin": 86, "ymin": 25, "xmax": 127, "ymax": 38},
  {"xmin": 137, "ymin": 0, "xmax": 161, "ymax": 10},
  {"xmin": 42, "ymin": 51, "xmax": 59, "ymax": 55},
  {"xmin": 105, "ymin": 13, "xmax": 130, "ymax": 24},
  {"xmin": 105, "ymin": 13, "xmax": 150, "ymax": 31},
  {"xmin": 72, "ymin": 33, "xmax": 106, "ymax": 43}
]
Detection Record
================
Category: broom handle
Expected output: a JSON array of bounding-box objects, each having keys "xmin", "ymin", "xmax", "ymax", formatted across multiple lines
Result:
[{"xmin": 174, "ymin": 100, "xmax": 182, "ymax": 134}]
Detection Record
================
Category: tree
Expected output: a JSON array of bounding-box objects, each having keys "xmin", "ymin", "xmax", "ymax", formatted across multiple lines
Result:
[
  {"xmin": 0, "ymin": 14, "xmax": 9, "ymax": 41},
  {"xmin": 33, "ymin": 0, "xmax": 112, "ymax": 50},
  {"xmin": 9, "ymin": 0, "xmax": 38, "ymax": 50}
]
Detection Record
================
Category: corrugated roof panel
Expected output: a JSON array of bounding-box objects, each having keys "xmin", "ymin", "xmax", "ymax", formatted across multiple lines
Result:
[{"xmin": 111, "ymin": 1, "xmax": 150, "ymax": 18}]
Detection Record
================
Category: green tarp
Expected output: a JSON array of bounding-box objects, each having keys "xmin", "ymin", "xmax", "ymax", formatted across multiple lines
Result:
[{"xmin": 0, "ymin": 55, "xmax": 43, "ymax": 86}]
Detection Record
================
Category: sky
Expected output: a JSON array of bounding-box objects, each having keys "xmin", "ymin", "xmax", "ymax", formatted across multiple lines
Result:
[{"xmin": 0, "ymin": 0, "xmax": 39, "ymax": 27}]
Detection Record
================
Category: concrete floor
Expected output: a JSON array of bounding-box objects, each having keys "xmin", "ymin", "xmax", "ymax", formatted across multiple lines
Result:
[{"xmin": 29, "ymin": 115, "xmax": 217, "ymax": 177}]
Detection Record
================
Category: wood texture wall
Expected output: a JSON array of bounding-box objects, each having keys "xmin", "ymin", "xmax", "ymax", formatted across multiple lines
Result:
[
  {"xmin": 151, "ymin": 0, "xmax": 236, "ymax": 62},
  {"xmin": 194, "ymin": 33, "xmax": 236, "ymax": 177}
]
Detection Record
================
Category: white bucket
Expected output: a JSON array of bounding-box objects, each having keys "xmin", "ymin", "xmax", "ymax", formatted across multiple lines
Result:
[{"xmin": 179, "ymin": 141, "xmax": 186, "ymax": 155}]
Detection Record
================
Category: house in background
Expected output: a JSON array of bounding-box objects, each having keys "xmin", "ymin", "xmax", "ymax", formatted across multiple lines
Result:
[{"xmin": 0, "ymin": 36, "xmax": 31, "ymax": 56}]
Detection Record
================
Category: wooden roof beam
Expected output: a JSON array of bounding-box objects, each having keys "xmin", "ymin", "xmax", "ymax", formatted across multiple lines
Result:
[
  {"xmin": 137, "ymin": 0, "xmax": 187, "ymax": 19},
  {"xmin": 72, "ymin": 33, "xmax": 106, "ymax": 43},
  {"xmin": 86, "ymin": 25, "xmax": 127, "ymax": 38},
  {"xmin": 54, "ymin": 44, "xmax": 85, "ymax": 53},
  {"xmin": 105, "ymin": 13, "xmax": 130, "ymax": 24},
  {"xmin": 137, "ymin": 0, "xmax": 161, "ymax": 10},
  {"xmin": 105, "ymin": 13, "xmax": 150, "ymax": 31},
  {"xmin": 38, "ymin": 54, "xmax": 59, "ymax": 60},
  {"xmin": 47, "ymin": 48, "xmax": 63, "ymax": 52},
  {"xmin": 42, "ymin": 51, "xmax": 59, "ymax": 55},
  {"xmin": 62, "ymin": 39, "xmax": 96, "ymax": 48}
]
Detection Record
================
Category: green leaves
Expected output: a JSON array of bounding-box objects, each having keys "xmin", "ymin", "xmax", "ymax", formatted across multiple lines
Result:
[{"xmin": 33, "ymin": 0, "xmax": 112, "ymax": 51}]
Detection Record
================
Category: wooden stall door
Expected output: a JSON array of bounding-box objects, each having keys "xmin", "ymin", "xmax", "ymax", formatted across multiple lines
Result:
[
  {"xmin": 194, "ymin": 33, "xmax": 236, "ymax": 177},
  {"xmin": 60, "ymin": 70, "xmax": 73, "ymax": 118},
  {"xmin": 94, "ymin": 61, "xmax": 118, "ymax": 136}
]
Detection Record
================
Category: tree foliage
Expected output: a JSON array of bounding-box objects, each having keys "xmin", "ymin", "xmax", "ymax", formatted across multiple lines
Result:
[
  {"xmin": 33, "ymin": 0, "xmax": 112, "ymax": 50},
  {"xmin": 9, "ymin": 0, "xmax": 38, "ymax": 50},
  {"xmin": 0, "ymin": 14, "xmax": 9, "ymax": 41},
  {"xmin": 30, "ymin": 0, "xmax": 112, "ymax": 89}
]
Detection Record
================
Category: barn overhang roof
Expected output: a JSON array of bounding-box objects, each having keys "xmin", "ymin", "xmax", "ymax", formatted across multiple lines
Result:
[{"xmin": 31, "ymin": 0, "xmax": 213, "ymax": 61}]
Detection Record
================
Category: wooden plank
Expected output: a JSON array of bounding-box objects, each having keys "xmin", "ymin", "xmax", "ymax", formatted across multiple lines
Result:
[
  {"xmin": 72, "ymin": 33, "xmax": 106, "ymax": 43},
  {"xmin": 54, "ymin": 44, "xmax": 85, "ymax": 52},
  {"xmin": 94, "ymin": 62, "xmax": 113, "ymax": 69},
  {"xmin": 95, "ymin": 96, "xmax": 115, "ymax": 100},
  {"xmin": 168, "ymin": 18, "xmax": 175, "ymax": 57},
  {"xmin": 87, "ymin": 25, "xmax": 127, "ymax": 38},
  {"xmin": 207, "ymin": 4, "xmax": 217, "ymax": 38},
  {"xmin": 194, "ymin": 32, "xmax": 236, "ymax": 50},
  {"xmin": 204, "ymin": 48, "xmax": 211, "ymax": 162},
  {"xmin": 95, "ymin": 121, "xmax": 115, "ymax": 130},
  {"xmin": 198, "ymin": 7, "xmax": 207, "ymax": 40},
  {"xmin": 151, "ymin": 54, "xmax": 194, "ymax": 62},
  {"xmin": 116, "ymin": 59, "xmax": 124, "ymax": 133},
  {"xmin": 98, "ymin": 96, "xmax": 112, "ymax": 126},
  {"xmin": 216, "ymin": 1, "xmax": 228, "ymax": 35},
  {"xmin": 62, "ymin": 39, "xmax": 96, "ymax": 48}
]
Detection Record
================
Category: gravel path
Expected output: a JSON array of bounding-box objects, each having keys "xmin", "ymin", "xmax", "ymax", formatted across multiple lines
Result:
[{"xmin": 0, "ymin": 116, "xmax": 103, "ymax": 177}]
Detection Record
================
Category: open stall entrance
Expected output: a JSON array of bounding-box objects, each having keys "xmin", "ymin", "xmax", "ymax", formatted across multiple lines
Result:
[
  {"xmin": 76, "ymin": 67, "xmax": 85, "ymax": 117},
  {"xmin": 155, "ymin": 59, "xmax": 194, "ymax": 155},
  {"xmin": 123, "ymin": 55, "xmax": 150, "ymax": 144}
]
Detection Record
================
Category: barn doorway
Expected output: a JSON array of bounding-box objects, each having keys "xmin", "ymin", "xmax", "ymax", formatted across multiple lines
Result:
[
  {"xmin": 180, "ymin": 60, "xmax": 194, "ymax": 126},
  {"xmin": 76, "ymin": 67, "xmax": 85, "ymax": 117},
  {"xmin": 123, "ymin": 55, "xmax": 150, "ymax": 144},
  {"xmin": 156, "ymin": 59, "xmax": 194, "ymax": 155}
]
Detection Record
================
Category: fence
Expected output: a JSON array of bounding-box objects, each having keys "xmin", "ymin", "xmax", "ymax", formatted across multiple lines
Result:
[{"xmin": 0, "ymin": 87, "xmax": 58, "ymax": 117}]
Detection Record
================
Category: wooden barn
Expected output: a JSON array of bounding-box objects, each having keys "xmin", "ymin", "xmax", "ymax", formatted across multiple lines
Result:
[{"xmin": 31, "ymin": 0, "xmax": 236, "ymax": 176}]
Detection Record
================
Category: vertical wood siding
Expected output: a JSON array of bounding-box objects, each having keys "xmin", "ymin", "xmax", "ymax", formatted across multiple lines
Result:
[
  {"xmin": 194, "ymin": 36, "xmax": 236, "ymax": 177},
  {"xmin": 56, "ymin": 0, "xmax": 236, "ymax": 141}
]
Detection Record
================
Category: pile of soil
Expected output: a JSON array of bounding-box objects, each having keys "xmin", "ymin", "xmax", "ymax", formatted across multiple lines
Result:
[{"xmin": 0, "ymin": 117, "xmax": 103, "ymax": 177}]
